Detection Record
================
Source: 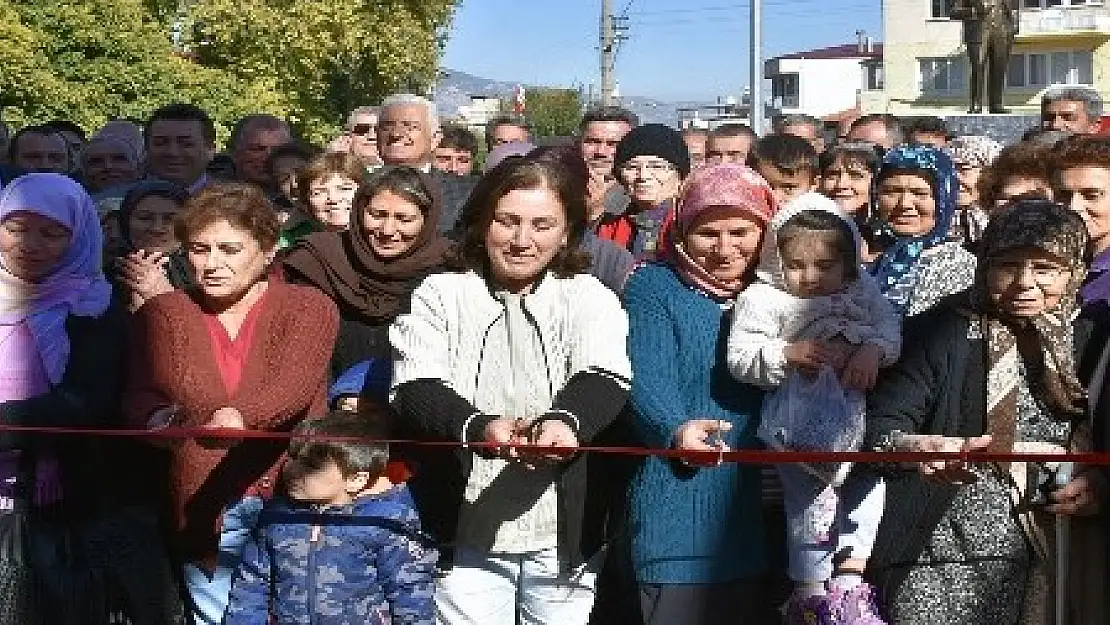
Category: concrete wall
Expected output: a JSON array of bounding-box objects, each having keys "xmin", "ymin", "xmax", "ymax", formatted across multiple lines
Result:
[{"xmin": 769, "ymin": 56, "xmax": 869, "ymax": 118}]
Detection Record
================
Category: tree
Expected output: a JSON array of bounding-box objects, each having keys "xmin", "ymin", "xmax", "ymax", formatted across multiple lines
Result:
[
  {"xmin": 181, "ymin": 0, "xmax": 458, "ymax": 142},
  {"xmin": 0, "ymin": 0, "xmax": 288, "ymax": 142},
  {"xmin": 521, "ymin": 88, "xmax": 583, "ymax": 139}
]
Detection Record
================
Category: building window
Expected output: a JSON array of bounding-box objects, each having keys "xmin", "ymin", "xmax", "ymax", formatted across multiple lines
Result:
[
  {"xmin": 771, "ymin": 73, "xmax": 800, "ymax": 109},
  {"xmin": 931, "ymin": 0, "xmax": 953, "ymax": 18},
  {"xmin": 1006, "ymin": 50, "xmax": 1094, "ymax": 87},
  {"xmin": 864, "ymin": 63, "xmax": 884, "ymax": 91},
  {"xmin": 919, "ymin": 57, "xmax": 967, "ymax": 94}
]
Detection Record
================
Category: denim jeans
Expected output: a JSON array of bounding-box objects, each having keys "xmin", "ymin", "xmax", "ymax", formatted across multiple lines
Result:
[
  {"xmin": 181, "ymin": 497, "xmax": 264, "ymax": 625},
  {"xmin": 436, "ymin": 546, "xmax": 600, "ymax": 625}
]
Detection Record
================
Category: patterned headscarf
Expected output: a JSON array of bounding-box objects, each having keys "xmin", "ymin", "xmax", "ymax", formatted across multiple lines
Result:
[
  {"xmin": 968, "ymin": 199, "xmax": 1088, "ymax": 454},
  {"xmin": 869, "ymin": 145, "xmax": 958, "ymax": 311},
  {"xmin": 665, "ymin": 163, "xmax": 778, "ymax": 300},
  {"xmin": 948, "ymin": 135, "xmax": 1003, "ymax": 168}
]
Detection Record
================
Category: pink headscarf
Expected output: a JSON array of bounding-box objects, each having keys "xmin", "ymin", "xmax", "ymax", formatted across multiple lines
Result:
[
  {"xmin": 0, "ymin": 174, "xmax": 112, "ymax": 384},
  {"xmin": 665, "ymin": 163, "xmax": 778, "ymax": 300}
]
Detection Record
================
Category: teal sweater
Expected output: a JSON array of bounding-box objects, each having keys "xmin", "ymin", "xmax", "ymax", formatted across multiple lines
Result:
[{"xmin": 625, "ymin": 263, "xmax": 766, "ymax": 584}]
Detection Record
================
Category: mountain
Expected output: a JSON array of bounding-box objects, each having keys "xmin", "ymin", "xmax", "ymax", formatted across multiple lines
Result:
[{"xmin": 434, "ymin": 69, "xmax": 709, "ymax": 127}]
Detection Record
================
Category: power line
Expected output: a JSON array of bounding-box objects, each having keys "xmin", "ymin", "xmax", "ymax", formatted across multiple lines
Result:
[{"xmin": 628, "ymin": 0, "xmax": 874, "ymax": 16}]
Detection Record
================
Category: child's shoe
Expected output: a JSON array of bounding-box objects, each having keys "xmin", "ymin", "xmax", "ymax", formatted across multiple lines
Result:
[
  {"xmin": 783, "ymin": 592, "xmax": 835, "ymax": 625},
  {"xmin": 828, "ymin": 582, "xmax": 887, "ymax": 625}
]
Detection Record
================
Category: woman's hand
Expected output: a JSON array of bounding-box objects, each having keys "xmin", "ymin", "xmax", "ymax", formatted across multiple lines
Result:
[
  {"xmin": 842, "ymin": 344, "xmax": 883, "ymax": 391},
  {"xmin": 197, "ymin": 407, "xmax": 247, "ymax": 449},
  {"xmin": 483, "ymin": 417, "xmax": 528, "ymax": 461},
  {"xmin": 1047, "ymin": 467, "xmax": 1104, "ymax": 517},
  {"xmin": 898, "ymin": 434, "xmax": 992, "ymax": 484},
  {"xmin": 784, "ymin": 340, "xmax": 832, "ymax": 372},
  {"xmin": 673, "ymin": 419, "xmax": 733, "ymax": 468},
  {"xmin": 118, "ymin": 251, "xmax": 175, "ymax": 310},
  {"xmin": 521, "ymin": 420, "xmax": 579, "ymax": 465}
]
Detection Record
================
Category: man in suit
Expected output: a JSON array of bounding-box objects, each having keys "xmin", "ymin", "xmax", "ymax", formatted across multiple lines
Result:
[
  {"xmin": 376, "ymin": 94, "xmax": 475, "ymax": 236},
  {"xmin": 953, "ymin": 0, "xmax": 1018, "ymax": 114}
]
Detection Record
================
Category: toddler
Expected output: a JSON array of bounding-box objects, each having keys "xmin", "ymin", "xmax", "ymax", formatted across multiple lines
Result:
[
  {"xmin": 223, "ymin": 410, "xmax": 437, "ymax": 625},
  {"xmin": 727, "ymin": 192, "xmax": 899, "ymax": 625}
]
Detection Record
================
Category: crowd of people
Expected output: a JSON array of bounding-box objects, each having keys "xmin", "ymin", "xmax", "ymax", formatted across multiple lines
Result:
[{"xmin": 0, "ymin": 82, "xmax": 1108, "ymax": 625}]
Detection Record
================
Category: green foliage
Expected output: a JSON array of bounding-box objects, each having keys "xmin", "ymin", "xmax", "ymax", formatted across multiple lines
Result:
[
  {"xmin": 522, "ymin": 88, "xmax": 584, "ymax": 139},
  {"xmin": 183, "ymin": 0, "xmax": 457, "ymax": 142},
  {"xmin": 0, "ymin": 0, "xmax": 458, "ymax": 144}
]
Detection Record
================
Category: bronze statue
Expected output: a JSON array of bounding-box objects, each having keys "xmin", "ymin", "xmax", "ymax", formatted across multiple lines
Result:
[{"xmin": 951, "ymin": 0, "xmax": 1019, "ymax": 114}]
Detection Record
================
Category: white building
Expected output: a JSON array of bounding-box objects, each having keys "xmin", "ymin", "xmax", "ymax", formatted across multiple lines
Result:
[{"xmin": 765, "ymin": 39, "xmax": 884, "ymax": 120}]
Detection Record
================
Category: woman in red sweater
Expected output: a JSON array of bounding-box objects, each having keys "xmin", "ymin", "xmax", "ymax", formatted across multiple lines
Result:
[{"xmin": 124, "ymin": 183, "xmax": 339, "ymax": 625}]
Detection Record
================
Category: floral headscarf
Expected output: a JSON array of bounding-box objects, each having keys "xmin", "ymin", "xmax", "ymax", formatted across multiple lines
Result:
[
  {"xmin": 869, "ymin": 145, "xmax": 958, "ymax": 312},
  {"xmin": 948, "ymin": 135, "xmax": 1003, "ymax": 168},
  {"xmin": 968, "ymin": 199, "xmax": 1088, "ymax": 454},
  {"xmin": 665, "ymin": 163, "xmax": 778, "ymax": 300}
]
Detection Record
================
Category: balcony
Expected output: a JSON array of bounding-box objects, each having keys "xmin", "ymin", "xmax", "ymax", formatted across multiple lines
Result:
[{"xmin": 1018, "ymin": 7, "xmax": 1110, "ymax": 40}]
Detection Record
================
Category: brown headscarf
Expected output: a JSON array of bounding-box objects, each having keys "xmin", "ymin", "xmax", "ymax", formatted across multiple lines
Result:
[
  {"xmin": 966, "ymin": 199, "xmax": 1088, "ymax": 455},
  {"xmin": 283, "ymin": 167, "xmax": 453, "ymax": 324}
]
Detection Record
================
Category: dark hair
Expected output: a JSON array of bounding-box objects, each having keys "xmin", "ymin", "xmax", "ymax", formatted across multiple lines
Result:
[
  {"xmin": 530, "ymin": 144, "xmax": 589, "ymax": 198},
  {"xmin": 776, "ymin": 210, "xmax": 859, "ymax": 280},
  {"xmin": 265, "ymin": 141, "xmax": 321, "ymax": 178},
  {"xmin": 41, "ymin": 120, "xmax": 87, "ymax": 142},
  {"xmin": 229, "ymin": 114, "xmax": 290, "ymax": 151},
  {"xmin": 849, "ymin": 113, "xmax": 906, "ymax": 146},
  {"xmin": 978, "ymin": 142, "xmax": 1053, "ymax": 209},
  {"xmin": 297, "ymin": 152, "xmax": 366, "ymax": 207},
  {"xmin": 357, "ymin": 166, "xmax": 437, "ymax": 218},
  {"xmin": 119, "ymin": 181, "xmax": 190, "ymax": 251},
  {"xmin": 904, "ymin": 116, "xmax": 950, "ymax": 140},
  {"xmin": 773, "ymin": 114, "xmax": 821, "ymax": 135},
  {"xmin": 579, "ymin": 106, "xmax": 639, "ymax": 132},
  {"xmin": 1050, "ymin": 135, "xmax": 1110, "ymax": 176},
  {"xmin": 175, "ymin": 182, "xmax": 280, "ymax": 250},
  {"xmin": 439, "ymin": 125, "xmax": 478, "ymax": 154},
  {"xmin": 8, "ymin": 125, "xmax": 68, "ymax": 164},
  {"xmin": 286, "ymin": 410, "xmax": 391, "ymax": 478},
  {"xmin": 454, "ymin": 156, "xmax": 590, "ymax": 276},
  {"xmin": 747, "ymin": 134, "xmax": 819, "ymax": 177},
  {"xmin": 485, "ymin": 115, "xmax": 532, "ymax": 150},
  {"xmin": 145, "ymin": 103, "xmax": 216, "ymax": 145},
  {"xmin": 708, "ymin": 123, "xmax": 756, "ymax": 140},
  {"xmin": 819, "ymin": 141, "xmax": 881, "ymax": 176}
]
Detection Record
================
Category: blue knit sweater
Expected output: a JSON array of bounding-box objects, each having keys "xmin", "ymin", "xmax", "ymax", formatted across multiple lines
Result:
[{"xmin": 625, "ymin": 263, "xmax": 766, "ymax": 585}]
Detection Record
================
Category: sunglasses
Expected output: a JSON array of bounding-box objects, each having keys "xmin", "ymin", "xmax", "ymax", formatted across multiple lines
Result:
[{"xmin": 350, "ymin": 124, "xmax": 375, "ymax": 136}]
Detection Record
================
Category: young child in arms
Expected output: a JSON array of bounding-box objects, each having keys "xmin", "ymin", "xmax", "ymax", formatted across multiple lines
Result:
[{"xmin": 727, "ymin": 192, "xmax": 899, "ymax": 625}]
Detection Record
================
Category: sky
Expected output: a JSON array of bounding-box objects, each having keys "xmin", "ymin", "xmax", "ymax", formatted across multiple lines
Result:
[{"xmin": 441, "ymin": 0, "xmax": 883, "ymax": 102}]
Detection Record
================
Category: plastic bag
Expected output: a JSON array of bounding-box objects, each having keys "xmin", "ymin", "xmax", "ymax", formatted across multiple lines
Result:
[{"xmin": 757, "ymin": 366, "xmax": 865, "ymax": 486}]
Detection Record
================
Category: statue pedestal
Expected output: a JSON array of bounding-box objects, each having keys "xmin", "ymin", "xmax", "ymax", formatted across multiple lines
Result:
[{"xmin": 939, "ymin": 113, "xmax": 1040, "ymax": 145}]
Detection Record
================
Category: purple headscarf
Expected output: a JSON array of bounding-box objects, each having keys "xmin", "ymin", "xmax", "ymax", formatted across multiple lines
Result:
[{"xmin": 0, "ymin": 173, "xmax": 112, "ymax": 384}]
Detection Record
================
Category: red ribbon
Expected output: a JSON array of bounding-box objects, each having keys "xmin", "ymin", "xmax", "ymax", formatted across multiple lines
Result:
[{"xmin": 1, "ymin": 423, "xmax": 1106, "ymax": 464}]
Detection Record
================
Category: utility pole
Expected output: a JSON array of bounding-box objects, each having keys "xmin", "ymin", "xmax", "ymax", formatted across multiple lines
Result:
[
  {"xmin": 600, "ymin": 0, "xmax": 629, "ymax": 106},
  {"xmin": 601, "ymin": 0, "xmax": 615, "ymax": 106},
  {"xmin": 750, "ymin": 0, "xmax": 765, "ymax": 135}
]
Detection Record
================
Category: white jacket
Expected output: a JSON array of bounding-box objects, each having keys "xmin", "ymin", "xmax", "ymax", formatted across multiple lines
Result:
[{"xmin": 726, "ymin": 193, "xmax": 901, "ymax": 389}]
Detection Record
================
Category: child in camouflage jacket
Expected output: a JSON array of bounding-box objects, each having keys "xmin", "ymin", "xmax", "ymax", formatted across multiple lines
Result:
[{"xmin": 224, "ymin": 411, "xmax": 437, "ymax": 625}]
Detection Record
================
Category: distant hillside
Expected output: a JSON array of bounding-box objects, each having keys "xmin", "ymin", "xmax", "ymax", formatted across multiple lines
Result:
[{"xmin": 435, "ymin": 69, "xmax": 707, "ymax": 127}]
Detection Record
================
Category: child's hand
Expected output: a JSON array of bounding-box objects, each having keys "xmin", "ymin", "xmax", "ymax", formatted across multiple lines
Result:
[
  {"xmin": 842, "ymin": 344, "xmax": 883, "ymax": 391},
  {"xmin": 784, "ymin": 340, "xmax": 832, "ymax": 371}
]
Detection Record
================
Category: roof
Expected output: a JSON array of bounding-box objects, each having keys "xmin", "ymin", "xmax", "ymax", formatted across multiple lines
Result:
[{"xmin": 770, "ymin": 43, "xmax": 883, "ymax": 62}]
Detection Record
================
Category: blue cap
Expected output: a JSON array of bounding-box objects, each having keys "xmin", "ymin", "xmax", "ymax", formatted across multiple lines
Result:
[{"xmin": 328, "ymin": 359, "xmax": 392, "ymax": 406}]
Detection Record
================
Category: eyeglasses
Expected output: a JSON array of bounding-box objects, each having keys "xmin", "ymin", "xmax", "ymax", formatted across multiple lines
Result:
[
  {"xmin": 350, "ymin": 123, "xmax": 375, "ymax": 136},
  {"xmin": 989, "ymin": 259, "xmax": 1068, "ymax": 286},
  {"xmin": 619, "ymin": 161, "xmax": 675, "ymax": 177}
]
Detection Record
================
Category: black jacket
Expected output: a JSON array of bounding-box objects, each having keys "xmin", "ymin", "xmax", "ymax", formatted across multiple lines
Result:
[
  {"xmin": 0, "ymin": 302, "xmax": 128, "ymax": 513},
  {"xmin": 864, "ymin": 302, "xmax": 1093, "ymax": 592}
]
